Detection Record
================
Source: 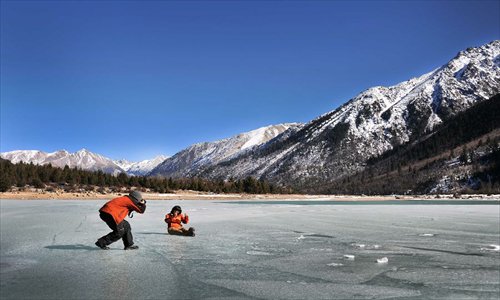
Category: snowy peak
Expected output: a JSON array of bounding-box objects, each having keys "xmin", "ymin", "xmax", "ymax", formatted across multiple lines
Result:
[
  {"xmin": 149, "ymin": 123, "xmax": 303, "ymax": 177},
  {"xmin": 114, "ymin": 159, "xmax": 134, "ymax": 171},
  {"xmin": 330, "ymin": 40, "xmax": 500, "ymax": 150},
  {"xmin": 71, "ymin": 148, "xmax": 109, "ymax": 168},
  {"xmin": 240, "ymin": 124, "xmax": 298, "ymax": 150},
  {"xmin": 448, "ymin": 40, "xmax": 499, "ymax": 73},
  {"xmin": 118, "ymin": 155, "xmax": 169, "ymax": 176},
  {"xmin": 336, "ymin": 40, "xmax": 499, "ymax": 136},
  {"xmin": 227, "ymin": 123, "xmax": 302, "ymax": 152},
  {"xmin": 0, "ymin": 150, "xmax": 48, "ymax": 165}
]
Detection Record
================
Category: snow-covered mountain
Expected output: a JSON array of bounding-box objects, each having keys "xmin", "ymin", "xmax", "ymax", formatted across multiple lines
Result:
[
  {"xmin": 0, "ymin": 149, "xmax": 167, "ymax": 176},
  {"xmin": 0, "ymin": 150, "xmax": 50, "ymax": 166},
  {"xmin": 115, "ymin": 155, "xmax": 168, "ymax": 176},
  {"xmin": 149, "ymin": 123, "xmax": 303, "ymax": 177},
  {"xmin": 114, "ymin": 159, "xmax": 135, "ymax": 172},
  {"xmin": 195, "ymin": 40, "xmax": 500, "ymax": 187},
  {"xmin": 0, "ymin": 149, "xmax": 125, "ymax": 175}
]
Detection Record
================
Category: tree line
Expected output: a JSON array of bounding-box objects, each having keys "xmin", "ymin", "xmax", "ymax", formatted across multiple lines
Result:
[
  {"xmin": 0, "ymin": 158, "xmax": 290, "ymax": 194},
  {"xmin": 327, "ymin": 145, "xmax": 500, "ymax": 195},
  {"xmin": 297, "ymin": 94, "xmax": 500, "ymax": 195}
]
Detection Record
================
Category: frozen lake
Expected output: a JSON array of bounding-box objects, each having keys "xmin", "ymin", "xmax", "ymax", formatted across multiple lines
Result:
[{"xmin": 1, "ymin": 199, "xmax": 499, "ymax": 299}]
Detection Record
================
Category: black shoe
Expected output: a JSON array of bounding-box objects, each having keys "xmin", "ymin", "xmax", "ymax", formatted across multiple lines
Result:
[
  {"xmin": 124, "ymin": 245, "xmax": 139, "ymax": 250},
  {"xmin": 95, "ymin": 241, "xmax": 110, "ymax": 250},
  {"xmin": 187, "ymin": 228, "xmax": 195, "ymax": 237}
]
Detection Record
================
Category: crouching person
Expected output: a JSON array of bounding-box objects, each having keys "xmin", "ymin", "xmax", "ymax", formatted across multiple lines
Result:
[
  {"xmin": 95, "ymin": 191, "xmax": 147, "ymax": 250},
  {"xmin": 165, "ymin": 205, "xmax": 195, "ymax": 236}
]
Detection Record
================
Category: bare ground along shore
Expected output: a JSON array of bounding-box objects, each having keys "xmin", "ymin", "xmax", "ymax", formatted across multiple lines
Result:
[{"xmin": 1, "ymin": 190, "xmax": 499, "ymax": 201}]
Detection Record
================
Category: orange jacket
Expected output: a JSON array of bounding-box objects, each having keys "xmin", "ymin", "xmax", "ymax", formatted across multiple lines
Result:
[
  {"xmin": 100, "ymin": 196, "xmax": 146, "ymax": 225},
  {"xmin": 164, "ymin": 213, "xmax": 189, "ymax": 229}
]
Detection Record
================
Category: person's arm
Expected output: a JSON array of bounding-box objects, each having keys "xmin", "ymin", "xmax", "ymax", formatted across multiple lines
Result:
[
  {"xmin": 182, "ymin": 214, "xmax": 189, "ymax": 224},
  {"xmin": 164, "ymin": 214, "xmax": 171, "ymax": 224}
]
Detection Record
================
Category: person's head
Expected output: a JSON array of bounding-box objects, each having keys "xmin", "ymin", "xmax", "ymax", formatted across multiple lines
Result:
[
  {"xmin": 129, "ymin": 190, "xmax": 145, "ymax": 204},
  {"xmin": 171, "ymin": 205, "xmax": 182, "ymax": 215}
]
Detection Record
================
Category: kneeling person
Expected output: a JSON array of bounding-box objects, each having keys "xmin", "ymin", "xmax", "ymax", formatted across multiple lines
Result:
[{"xmin": 165, "ymin": 205, "xmax": 195, "ymax": 236}]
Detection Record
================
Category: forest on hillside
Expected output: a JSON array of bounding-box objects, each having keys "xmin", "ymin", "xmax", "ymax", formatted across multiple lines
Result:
[
  {"xmin": 0, "ymin": 158, "xmax": 290, "ymax": 194},
  {"xmin": 306, "ymin": 95, "xmax": 500, "ymax": 195}
]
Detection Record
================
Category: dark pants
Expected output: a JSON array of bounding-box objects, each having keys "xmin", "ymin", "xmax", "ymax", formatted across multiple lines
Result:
[
  {"xmin": 168, "ymin": 227, "xmax": 195, "ymax": 236},
  {"xmin": 97, "ymin": 212, "xmax": 134, "ymax": 248}
]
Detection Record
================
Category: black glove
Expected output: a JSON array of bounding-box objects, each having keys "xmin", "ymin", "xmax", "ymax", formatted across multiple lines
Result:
[{"xmin": 137, "ymin": 201, "xmax": 147, "ymax": 213}]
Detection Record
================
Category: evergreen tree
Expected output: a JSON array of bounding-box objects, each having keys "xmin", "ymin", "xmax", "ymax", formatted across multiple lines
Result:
[
  {"xmin": 0, "ymin": 171, "xmax": 12, "ymax": 192},
  {"xmin": 459, "ymin": 146, "xmax": 469, "ymax": 164},
  {"xmin": 31, "ymin": 177, "xmax": 45, "ymax": 189}
]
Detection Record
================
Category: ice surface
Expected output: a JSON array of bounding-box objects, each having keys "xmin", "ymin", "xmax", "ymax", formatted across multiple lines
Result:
[{"xmin": 1, "ymin": 200, "xmax": 499, "ymax": 299}]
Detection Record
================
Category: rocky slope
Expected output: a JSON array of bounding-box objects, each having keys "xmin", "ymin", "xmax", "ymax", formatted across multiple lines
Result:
[{"xmin": 149, "ymin": 123, "xmax": 303, "ymax": 178}]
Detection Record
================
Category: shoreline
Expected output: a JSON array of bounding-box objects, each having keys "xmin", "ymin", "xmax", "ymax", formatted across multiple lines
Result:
[{"xmin": 1, "ymin": 190, "xmax": 499, "ymax": 201}]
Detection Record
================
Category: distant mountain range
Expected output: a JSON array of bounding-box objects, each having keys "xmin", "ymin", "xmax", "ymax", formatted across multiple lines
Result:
[
  {"xmin": 2, "ymin": 40, "xmax": 499, "ymax": 193},
  {"xmin": 114, "ymin": 155, "xmax": 169, "ymax": 176},
  {"xmin": 0, "ymin": 124, "xmax": 297, "ymax": 178},
  {"xmin": 0, "ymin": 149, "xmax": 167, "ymax": 176}
]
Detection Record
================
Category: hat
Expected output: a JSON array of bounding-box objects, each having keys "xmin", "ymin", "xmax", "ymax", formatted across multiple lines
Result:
[
  {"xmin": 129, "ymin": 190, "xmax": 143, "ymax": 204},
  {"xmin": 171, "ymin": 205, "xmax": 182, "ymax": 214}
]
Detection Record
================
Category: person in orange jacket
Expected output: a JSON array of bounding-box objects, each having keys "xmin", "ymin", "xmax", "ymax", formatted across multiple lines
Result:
[
  {"xmin": 164, "ymin": 205, "xmax": 195, "ymax": 236},
  {"xmin": 95, "ymin": 191, "xmax": 147, "ymax": 250}
]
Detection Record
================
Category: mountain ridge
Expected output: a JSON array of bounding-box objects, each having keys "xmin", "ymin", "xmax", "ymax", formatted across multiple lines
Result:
[
  {"xmin": 194, "ymin": 40, "xmax": 500, "ymax": 188},
  {"xmin": 149, "ymin": 123, "xmax": 303, "ymax": 178}
]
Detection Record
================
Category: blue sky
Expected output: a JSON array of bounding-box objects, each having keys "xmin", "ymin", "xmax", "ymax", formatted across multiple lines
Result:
[{"xmin": 1, "ymin": 0, "xmax": 499, "ymax": 161}]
